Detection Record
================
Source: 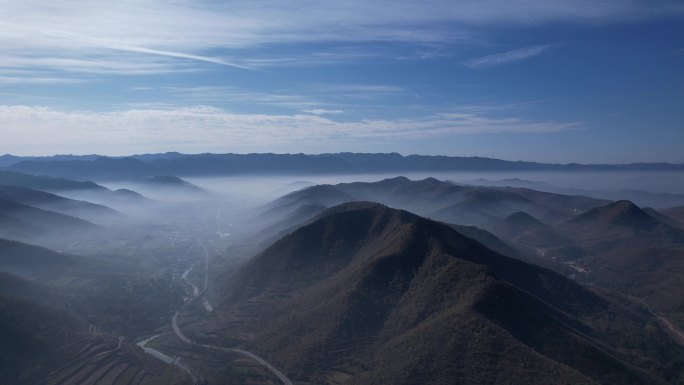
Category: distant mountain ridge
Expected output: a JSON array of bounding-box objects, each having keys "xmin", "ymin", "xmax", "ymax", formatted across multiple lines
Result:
[
  {"xmin": 0, "ymin": 170, "xmax": 107, "ymax": 191},
  {"xmin": 2, "ymin": 152, "xmax": 683, "ymax": 180},
  {"xmin": 262, "ymin": 176, "xmax": 607, "ymax": 228}
]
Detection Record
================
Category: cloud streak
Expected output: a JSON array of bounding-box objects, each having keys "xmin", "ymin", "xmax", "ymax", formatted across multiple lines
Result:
[
  {"xmin": 1, "ymin": 1, "xmax": 682, "ymax": 75},
  {"xmin": 0, "ymin": 105, "xmax": 580, "ymax": 155},
  {"xmin": 303, "ymin": 109, "xmax": 345, "ymax": 115},
  {"xmin": 465, "ymin": 45, "xmax": 552, "ymax": 69},
  {"xmin": 0, "ymin": 76, "xmax": 83, "ymax": 84}
]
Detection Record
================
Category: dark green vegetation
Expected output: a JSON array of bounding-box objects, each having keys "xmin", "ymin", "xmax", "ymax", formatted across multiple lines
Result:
[
  {"xmin": 210, "ymin": 203, "xmax": 684, "ymax": 384},
  {"xmin": 260, "ymin": 177, "xmax": 684, "ymax": 332}
]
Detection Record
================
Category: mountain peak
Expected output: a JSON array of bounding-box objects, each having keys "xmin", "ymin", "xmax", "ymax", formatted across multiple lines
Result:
[
  {"xmin": 573, "ymin": 199, "xmax": 649, "ymax": 225},
  {"xmin": 561, "ymin": 199, "xmax": 684, "ymax": 247},
  {"xmin": 610, "ymin": 199, "xmax": 641, "ymax": 211},
  {"xmin": 319, "ymin": 200, "xmax": 391, "ymax": 214},
  {"xmin": 141, "ymin": 175, "xmax": 187, "ymax": 185},
  {"xmin": 220, "ymin": 202, "xmax": 678, "ymax": 384},
  {"xmin": 377, "ymin": 176, "xmax": 411, "ymax": 184},
  {"xmin": 139, "ymin": 175, "xmax": 205, "ymax": 194},
  {"xmin": 505, "ymin": 211, "xmax": 544, "ymax": 225}
]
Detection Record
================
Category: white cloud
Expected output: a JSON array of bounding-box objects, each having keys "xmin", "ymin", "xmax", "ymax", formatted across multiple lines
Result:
[
  {"xmin": 1, "ymin": 0, "xmax": 682, "ymax": 75},
  {"xmin": 161, "ymin": 86, "xmax": 322, "ymax": 109},
  {"xmin": 0, "ymin": 55, "xmax": 199, "ymax": 75},
  {"xmin": 465, "ymin": 45, "xmax": 552, "ymax": 69},
  {"xmin": 0, "ymin": 105, "xmax": 580, "ymax": 155},
  {"xmin": 142, "ymin": 84, "xmax": 406, "ymax": 110},
  {"xmin": 302, "ymin": 109, "xmax": 345, "ymax": 115},
  {"xmin": 0, "ymin": 76, "xmax": 83, "ymax": 84},
  {"xmin": 315, "ymin": 84, "xmax": 404, "ymax": 93}
]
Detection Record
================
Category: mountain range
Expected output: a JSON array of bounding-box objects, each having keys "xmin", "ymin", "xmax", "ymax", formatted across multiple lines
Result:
[
  {"xmin": 260, "ymin": 176, "xmax": 608, "ymax": 228},
  {"xmin": 257, "ymin": 177, "xmax": 684, "ymax": 333},
  {"xmin": 1, "ymin": 160, "xmax": 683, "ymax": 384},
  {"xmin": 207, "ymin": 202, "xmax": 684, "ymax": 384},
  {"xmin": 2, "ymin": 152, "xmax": 683, "ymax": 180}
]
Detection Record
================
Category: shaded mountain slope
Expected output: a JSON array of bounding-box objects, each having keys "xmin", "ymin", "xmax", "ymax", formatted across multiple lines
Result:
[
  {"xmin": 664, "ymin": 205, "xmax": 684, "ymax": 224},
  {"xmin": 0, "ymin": 293, "xmax": 188, "ymax": 385},
  {"xmin": 0, "ymin": 272, "xmax": 57, "ymax": 307},
  {"xmin": 587, "ymin": 246, "xmax": 684, "ymax": 314},
  {"xmin": 0, "ymin": 170, "xmax": 148, "ymax": 210},
  {"xmin": 544, "ymin": 200, "xmax": 684, "ymax": 329},
  {"xmin": 559, "ymin": 200, "xmax": 684, "ymax": 250},
  {"xmin": 0, "ymin": 236, "xmax": 186, "ymax": 338},
  {"xmin": 486, "ymin": 211, "xmax": 571, "ymax": 248},
  {"xmin": 447, "ymin": 223, "xmax": 521, "ymax": 258},
  {"xmin": 643, "ymin": 207, "xmax": 684, "ymax": 230},
  {"xmin": 0, "ymin": 294, "xmax": 84, "ymax": 385},
  {"xmin": 214, "ymin": 202, "xmax": 682, "ymax": 385},
  {"xmin": 0, "ymin": 238, "xmax": 116, "ymax": 294},
  {"xmin": 0, "ymin": 185, "xmax": 122, "ymax": 222},
  {"xmin": 0, "ymin": 196, "xmax": 97, "ymax": 244},
  {"xmin": 0, "ymin": 238, "xmax": 86, "ymax": 278}
]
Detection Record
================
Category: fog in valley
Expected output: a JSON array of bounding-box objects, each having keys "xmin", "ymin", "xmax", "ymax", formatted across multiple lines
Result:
[
  {"xmin": 2, "ymin": 166, "xmax": 684, "ymax": 385},
  {"xmin": 3, "ymin": 0, "xmax": 683, "ymax": 382}
]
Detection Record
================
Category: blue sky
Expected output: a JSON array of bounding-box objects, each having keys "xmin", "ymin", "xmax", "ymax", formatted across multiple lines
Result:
[{"xmin": 0, "ymin": 0, "xmax": 682, "ymax": 163}]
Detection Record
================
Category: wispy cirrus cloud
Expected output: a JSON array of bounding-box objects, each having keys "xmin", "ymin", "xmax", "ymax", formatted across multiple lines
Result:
[
  {"xmin": 0, "ymin": 54, "xmax": 200, "ymax": 75},
  {"xmin": 0, "ymin": 76, "xmax": 84, "ymax": 84},
  {"xmin": 159, "ymin": 86, "xmax": 322, "ymax": 109},
  {"xmin": 1, "ymin": 0, "xmax": 682, "ymax": 75},
  {"xmin": 0, "ymin": 105, "xmax": 580, "ymax": 155},
  {"xmin": 465, "ymin": 45, "xmax": 552, "ymax": 69},
  {"xmin": 136, "ymin": 84, "xmax": 405, "ymax": 110},
  {"xmin": 302, "ymin": 109, "xmax": 345, "ymax": 115}
]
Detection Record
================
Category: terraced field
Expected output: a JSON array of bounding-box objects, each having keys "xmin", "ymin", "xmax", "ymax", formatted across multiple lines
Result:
[{"xmin": 45, "ymin": 335, "xmax": 188, "ymax": 385}]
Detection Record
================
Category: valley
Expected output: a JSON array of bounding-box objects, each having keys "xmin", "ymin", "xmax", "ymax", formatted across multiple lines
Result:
[
  {"xmin": 0, "ymin": 165, "xmax": 683, "ymax": 384},
  {"xmin": 5, "ymin": 1, "xmax": 683, "ymax": 383}
]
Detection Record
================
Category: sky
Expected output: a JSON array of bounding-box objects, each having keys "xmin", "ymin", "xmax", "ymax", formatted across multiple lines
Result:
[{"xmin": 0, "ymin": 0, "xmax": 683, "ymax": 163}]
